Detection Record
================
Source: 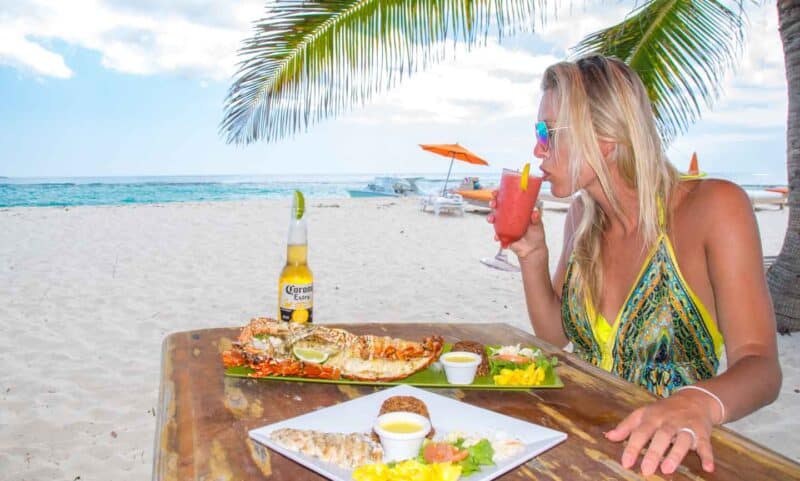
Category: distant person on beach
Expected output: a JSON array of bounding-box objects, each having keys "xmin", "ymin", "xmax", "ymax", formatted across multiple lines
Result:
[{"xmin": 493, "ymin": 55, "xmax": 781, "ymax": 476}]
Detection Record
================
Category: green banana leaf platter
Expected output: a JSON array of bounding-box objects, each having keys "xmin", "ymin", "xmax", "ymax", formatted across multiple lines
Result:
[{"xmin": 224, "ymin": 344, "xmax": 563, "ymax": 390}]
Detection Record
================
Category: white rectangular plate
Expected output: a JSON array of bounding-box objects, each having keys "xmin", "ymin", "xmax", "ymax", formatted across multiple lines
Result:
[{"xmin": 249, "ymin": 385, "xmax": 567, "ymax": 481}]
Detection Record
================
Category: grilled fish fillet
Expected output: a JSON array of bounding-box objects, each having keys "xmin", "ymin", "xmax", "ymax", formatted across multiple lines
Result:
[{"xmin": 269, "ymin": 428, "xmax": 383, "ymax": 469}]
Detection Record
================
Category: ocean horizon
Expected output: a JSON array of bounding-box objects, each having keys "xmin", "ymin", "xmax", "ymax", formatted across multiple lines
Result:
[{"xmin": 0, "ymin": 171, "xmax": 788, "ymax": 208}]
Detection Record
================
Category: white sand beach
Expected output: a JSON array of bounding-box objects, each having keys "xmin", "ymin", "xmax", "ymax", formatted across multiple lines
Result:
[{"xmin": 0, "ymin": 198, "xmax": 797, "ymax": 480}]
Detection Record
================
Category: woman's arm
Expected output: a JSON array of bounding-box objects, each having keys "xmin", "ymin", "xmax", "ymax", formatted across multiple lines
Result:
[
  {"xmin": 692, "ymin": 180, "xmax": 781, "ymax": 419},
  {"xmin": 606, "ymin": 181, "xmax": 781, "ymax": 476},
  {"xmin": 513, "ymin": 200, "xmax": 582, "ymax": 347}
]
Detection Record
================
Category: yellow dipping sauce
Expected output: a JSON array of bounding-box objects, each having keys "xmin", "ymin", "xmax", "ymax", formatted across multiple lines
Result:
[
  {"xmin": 444, "ymin": 355, "xmax": 477, "ymax": 363},
  {"xmin": 380, "ymin": 421, "xmax": 422, "ymax": 434}
]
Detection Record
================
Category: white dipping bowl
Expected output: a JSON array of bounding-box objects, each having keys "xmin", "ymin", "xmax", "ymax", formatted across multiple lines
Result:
[
  {"xmin": 439, "ymin": 351, "xmax": 482, "ymax": 385},
  {"xmin": 373, "ymin": 412, "xmax": 431, "ymax": 462}
]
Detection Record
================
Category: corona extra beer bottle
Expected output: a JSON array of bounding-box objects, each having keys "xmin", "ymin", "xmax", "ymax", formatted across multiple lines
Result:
[{"xmin": 278, "ymin": 191, "xmax": 313, "ymax": 323}]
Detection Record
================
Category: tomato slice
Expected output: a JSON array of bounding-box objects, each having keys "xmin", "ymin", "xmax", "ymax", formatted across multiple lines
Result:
[
  {"xmin": 423, "ymin": 443, "xmax": 449, "ymax": 463},
  {"xmin": 450, "ymin": 448, "xmax": 469, "ymax": 462},
  {"xmin": 423, "ymin": 442, "xmax": 469, "ymax": 463}
]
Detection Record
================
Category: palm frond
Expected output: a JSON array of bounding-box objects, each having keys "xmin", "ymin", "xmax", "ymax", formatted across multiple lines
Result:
[
  {"xmin": 572, "ymin": 0, "xmax": 747, "ymax": 144},
  {"xmin": 220, "ymin": 0, "xmax": 541, "ymax": 145}
]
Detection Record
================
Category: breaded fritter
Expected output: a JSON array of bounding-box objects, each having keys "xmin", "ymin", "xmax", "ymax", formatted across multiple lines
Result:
[
  {"xmin": 375, "ymin": 395, "xmax": 435, "ymax": 439},
  {"xmin": 451, "ymin": 340, "xmax": 489, "ymax": 376}
]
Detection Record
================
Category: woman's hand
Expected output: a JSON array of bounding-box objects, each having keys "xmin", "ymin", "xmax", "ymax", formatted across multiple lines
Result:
[
  {"xmin": 605, "ymin": 391, "xmax": 719, "ymax": 476},
  {"xmin": 486, "ymin": 192, "xmax": 548, "ymax": 264},
  {"xmin": 509, "ymin": 206, "xmax": 547, "ymax": 263}
]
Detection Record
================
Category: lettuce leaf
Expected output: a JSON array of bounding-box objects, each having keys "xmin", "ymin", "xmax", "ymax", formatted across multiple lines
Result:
[
  {"xmin": 488, "ymin": 358, "xmax": 533, "ymax": 375},
  {"xmin": 459, "ymin": 439, "xmax": 495, "ymax": 476},
  {"xmin": 488, "ymin": 353, "xmax": 559, "ymax": 378},
  {"xmin": 417, "ymin": 438, "xmax": 496, "ymax": 477}
]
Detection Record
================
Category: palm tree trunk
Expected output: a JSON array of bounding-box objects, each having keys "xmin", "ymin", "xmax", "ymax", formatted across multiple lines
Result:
[{"xmin": 769, "ymin": 0, "xmax": 800, "ymax": 333}]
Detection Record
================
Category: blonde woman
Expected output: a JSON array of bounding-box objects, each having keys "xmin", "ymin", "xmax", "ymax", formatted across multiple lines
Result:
[{"xmin": 494, "ymin": 55, "xmax": 781, "ymax": 476}]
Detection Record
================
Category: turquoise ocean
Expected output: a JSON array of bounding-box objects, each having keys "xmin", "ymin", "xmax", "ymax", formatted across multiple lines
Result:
[{"xmin": 0, "ymin": 172, "xmax": 787, "ymax": 208}]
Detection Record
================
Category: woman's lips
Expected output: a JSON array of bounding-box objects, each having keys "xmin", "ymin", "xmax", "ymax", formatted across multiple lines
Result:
[{"xmin": 540, "ymin": 168, "xmax": 551, "ymax": 181}]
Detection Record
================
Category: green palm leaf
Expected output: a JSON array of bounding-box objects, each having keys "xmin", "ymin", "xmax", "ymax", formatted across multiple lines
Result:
[
  {"xmin": 220, "ymin": 0, "xmax": 540, "ymax": 145},
  {"xmin": 572, "ymin": 0, "xmax": 748, "ymax": 144}
]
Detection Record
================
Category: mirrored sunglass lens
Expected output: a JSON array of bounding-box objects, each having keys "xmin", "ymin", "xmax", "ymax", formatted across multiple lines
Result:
[{"xmin": 535, "ymin": 122, "xmax": 549, "ymax": 146}]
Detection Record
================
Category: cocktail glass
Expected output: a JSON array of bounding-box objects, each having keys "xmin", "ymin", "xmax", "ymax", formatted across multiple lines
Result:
[{"xmin": 481, "ymin": 168, "xmax": 543, "ymax": 271}]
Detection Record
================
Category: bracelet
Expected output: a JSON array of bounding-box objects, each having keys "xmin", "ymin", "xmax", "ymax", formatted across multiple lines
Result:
[{"xmin": 676, "ymin": 385, "xmax": 727, "ymax": 424}]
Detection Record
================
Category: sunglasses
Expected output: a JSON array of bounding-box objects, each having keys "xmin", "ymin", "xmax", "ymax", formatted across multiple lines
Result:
[{"xmin": 535, "ymin": 121, "xmax": 568, "ymax": 149}]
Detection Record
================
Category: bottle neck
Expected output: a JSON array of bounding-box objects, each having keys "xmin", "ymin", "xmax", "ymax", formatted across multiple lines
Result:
[
  {"xmin": 286, "ymin": 244, "xmax": 307, "ymax": 265},
  {"xmin": 286, "ymin": 218, "xmax": 308, "ymax": 265},
  {"xmin": 287, "ymin": 217, "xmax": 307, "ymax": 244}
]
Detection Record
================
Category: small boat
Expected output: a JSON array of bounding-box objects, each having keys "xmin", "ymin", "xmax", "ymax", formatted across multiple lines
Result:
[
  {"xmin": 348, "ymin": 177, "xmax": 422, "ymax": 198},
  {"xmin": 348, "ymin": 189, "xmax": 399, "ymax": 198}
]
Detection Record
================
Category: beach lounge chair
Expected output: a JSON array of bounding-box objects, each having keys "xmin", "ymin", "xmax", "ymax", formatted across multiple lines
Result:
[
  {"xmin": 421, "ymin": 193, "xmax": 465, "ymax": 216},
  {"xmin": 746, "ymin": 188, "xmax": 788, "ymax": 210}
]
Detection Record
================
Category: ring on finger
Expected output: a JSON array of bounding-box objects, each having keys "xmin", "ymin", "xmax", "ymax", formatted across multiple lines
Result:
[{"xmin": 677, "ymin": 427, "xmax": 698, "ymax": 450}]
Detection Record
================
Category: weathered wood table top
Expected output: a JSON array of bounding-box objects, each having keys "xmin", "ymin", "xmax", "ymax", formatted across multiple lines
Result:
[{"xmin": 153, "ymin": 323, "xmax": 800, "ymax": 481}]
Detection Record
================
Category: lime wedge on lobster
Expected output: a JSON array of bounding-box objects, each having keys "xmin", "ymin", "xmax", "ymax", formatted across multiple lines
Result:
[
  {"xmin": 292, "ymin": 190, "xmax": 305, "ymax": 220},
  {"xmin": 519, "ymin": 163, "xmax": 531, "ymax": 191},
  {"xmin": 293, "ymin": 346, "xmax": 328, "ymax": 363}
]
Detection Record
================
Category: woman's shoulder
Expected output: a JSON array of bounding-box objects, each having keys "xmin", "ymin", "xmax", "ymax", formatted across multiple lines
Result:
[
  {"xmin": 673, "ymin": 178, "xmax": 754, "ymax": 230},
  {"xmin": 677, "ymin": 178, "xmax": 751, "ymax": 210}
]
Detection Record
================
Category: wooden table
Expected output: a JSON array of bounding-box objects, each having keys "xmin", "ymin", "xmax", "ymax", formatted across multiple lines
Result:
[{"xmin": 153, "ymin": 323, "xmax": 800, "ymax": 480}]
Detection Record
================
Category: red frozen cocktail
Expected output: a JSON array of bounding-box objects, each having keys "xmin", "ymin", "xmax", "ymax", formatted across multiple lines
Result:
[{"xmin": 493, "ymin": 168, "xmax": 543, "ymax": 248}]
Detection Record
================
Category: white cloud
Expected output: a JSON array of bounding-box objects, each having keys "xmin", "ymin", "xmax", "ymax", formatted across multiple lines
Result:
[
  {"xmin": 734, "ymin": 4, "xmax": 785, "ymax": 89},
  {"xmin": 0, "ymin": 28, "xmax": 73, "ymax": 78},
  {"xmin": 670, "ymin": 131, "xmax": 777, "ymax": 151},
  {"xmin": 680, "ymin": 4, "xmax": 787, "ymax": 138},
  {"xmin": 0, "ymin": 0, "xmax": 787, "ymax": 153},
  {"xmin": 0, "ymin": 0, "xmax": 263, "ymax": 80},
  {"xmin": 362, "ymin": 1, "xmax": 787, "ymax": 145},
  {"xmin": 346, "ymin": 42, "xmax": 558, "ymax": 124},
  {"xmin": 703, "ymin": 92, "xmax": 786, "ymax": 128},
  {"xmin": 536, "ymin": 2, "xmax": 633, "ymax": 53},
  {"xmin": 347, "ymin": 2, "xmax": 631, "ymax": 124}
]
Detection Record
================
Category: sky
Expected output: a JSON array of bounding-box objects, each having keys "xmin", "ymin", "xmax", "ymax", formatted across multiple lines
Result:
[{"xmin": 0, "ymin": 1, "xmax": 788, "ymax": 183}]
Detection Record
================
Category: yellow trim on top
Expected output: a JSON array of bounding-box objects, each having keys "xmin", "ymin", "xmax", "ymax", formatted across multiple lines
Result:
[
  {"xmin": 661, "ymin": 235, "xmax": 725, "ymax": 359},
  {"xmin": 585, "ymin": 233, "xmax": 666, "ymax": 372},
  {"xmin": 668, "ymin": 178, "xmax": 719, "ymax": 357}
]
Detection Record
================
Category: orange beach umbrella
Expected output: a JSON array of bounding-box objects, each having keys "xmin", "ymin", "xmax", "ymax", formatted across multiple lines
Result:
[{"xmin": 419, "ymin": 143, "xmax": 489, "ymax": 195}]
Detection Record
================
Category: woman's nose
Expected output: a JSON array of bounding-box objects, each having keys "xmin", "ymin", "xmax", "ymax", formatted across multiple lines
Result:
[{"xmin": 533, "ymin": 141, "xmax": 546, "ymax": 159}]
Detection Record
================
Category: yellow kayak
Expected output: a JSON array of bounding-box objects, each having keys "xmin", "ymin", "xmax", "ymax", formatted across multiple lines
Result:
[{"xmin": 456, "ymin": 189, "xmax": 493, "ymax": 205}]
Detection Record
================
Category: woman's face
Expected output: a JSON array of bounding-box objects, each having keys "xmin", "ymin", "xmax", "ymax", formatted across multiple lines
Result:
[{"xmin": 534, "ymin": 90, "xmax": 598, "ymax": 198}]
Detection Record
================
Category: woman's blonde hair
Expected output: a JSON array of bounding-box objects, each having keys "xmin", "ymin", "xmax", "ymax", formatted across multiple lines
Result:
[{"xmin": 541, "ymin": 55, "xmax": 680, "ymax": 306}]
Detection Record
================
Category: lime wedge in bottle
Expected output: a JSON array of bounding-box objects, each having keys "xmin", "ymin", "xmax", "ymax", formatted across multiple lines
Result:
[
  {"xmin": 292, "ymin": 346, "xmax": 328, "ymax": 363},
  {"xmin": 292, "ymin": 190, "xmax": 305, "ymax": 220},
  {"xmin": 519, "ymin": 163, "xmax": 531, "ymax": 191}
]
